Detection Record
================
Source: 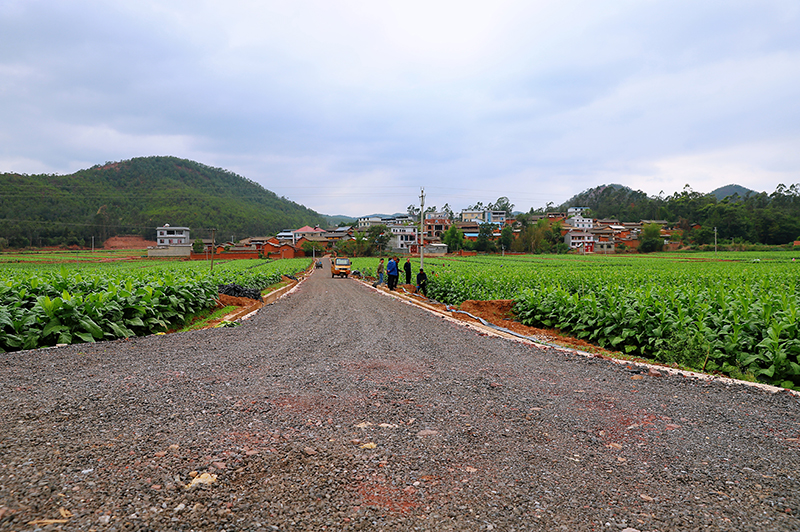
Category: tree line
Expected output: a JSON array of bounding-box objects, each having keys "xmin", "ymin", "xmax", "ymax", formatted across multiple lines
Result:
[{"xmin": 554, "ymin": 183, "xmax": 800, "ymax": 246}]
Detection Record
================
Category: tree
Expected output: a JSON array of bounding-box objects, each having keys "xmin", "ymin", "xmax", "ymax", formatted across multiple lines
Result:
[
  {"xmin": 407, "ymin": 204, "xmax": 420, "ymax": 220},
  {"xmin": 500, "ymin": 225, "xmax": 514, "ymax": 251},
  {"xmin": 512, "ymin": 218, "xmax": 562, "ymax": 254},
  {"xmin": 490, "ymin": 197, "xmax": 515, "ymax": 217},
  {"xmin": 476, "ymin": 223, "xmax": 494, "ymax": 252},
  {"xmin": 301, "ymin": 241, "xmax": 327, "ymax": 257},
  {"xmin": 192, "ymin": 239, "xmax": 204, "ymax": 253},
  {"xmin": 638, "ymin": 223, "xmax": 664, "ymax": 253},
  {"xmin": 366, "ymin": 224, "xmax": 390, "ymax": 254},
  {"xmin": 442, "ymin": 224, "xmax": 464, "ymax": 251},
  {"xmin": 441, "ymin": 203, "xmax": 455, "ymax": 221}
]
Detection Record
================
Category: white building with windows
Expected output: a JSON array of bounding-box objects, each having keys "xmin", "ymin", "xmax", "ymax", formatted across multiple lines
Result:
[
  {"xmin": 276, "ymin": 229, "xmax": 295, "ymax": 242},
  {"xmin": 389, "ymin": 224, "xmax": 418, "ymax": 252},
  {"xmin": 568, "ymin": 206, "xmax": 589, "ymax": 216},
  {"xmin": 156, "ymin": 224, "xmax": 190, "ymax": 246},
  {"xmin": 148, "ymin": 224, "xmax": 192, "ymax": 257},
  {"xmin": 357, "ymin": 216, "xmax": 384, "ymax": 229},
  {"xmin": 567, "ymin": 215, "xmax": 594, "ymax": 229}
]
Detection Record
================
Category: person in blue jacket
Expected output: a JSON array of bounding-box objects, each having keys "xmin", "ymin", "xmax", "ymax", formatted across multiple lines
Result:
[{"xmin": 386, "ymin": 256, "xmax": 399, "ymax": 291}]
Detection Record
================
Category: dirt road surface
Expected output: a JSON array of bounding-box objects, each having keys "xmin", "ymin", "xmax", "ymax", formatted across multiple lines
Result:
[{"xmin": 1, "ymin": 260, "xmax": 799, "ymax": 531}]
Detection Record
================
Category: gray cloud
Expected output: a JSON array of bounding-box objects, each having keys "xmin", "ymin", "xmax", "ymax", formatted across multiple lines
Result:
[{"xmin": 1, "ymin": 0, "xmax": 798, "ymax": 215}]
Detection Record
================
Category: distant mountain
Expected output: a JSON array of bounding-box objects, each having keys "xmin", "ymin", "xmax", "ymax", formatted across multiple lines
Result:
[
  {"xmin": 322, "ymin": 214, "xmax": 357, "ymax": 227},
  {"xmin": 710, "ymin": 184, "xmax": 757, "ymax": 200},
  {"xmin": 360, "ymin": 213, "xmax": 407, "ymax": 219},
  {"xmin": 0, "ymin": 156, "xmax": 327, "ymax": 248}
]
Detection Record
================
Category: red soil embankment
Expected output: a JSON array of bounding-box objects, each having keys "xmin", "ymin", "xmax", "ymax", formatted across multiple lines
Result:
[{"xmin": 103, "ymin": 236, "xmax": 157, "ymax": 249}]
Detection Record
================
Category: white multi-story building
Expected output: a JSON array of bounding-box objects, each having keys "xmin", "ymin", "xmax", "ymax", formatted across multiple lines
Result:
[
  {"xmin": 357, "ymin": 216, "xmax": 384, "ymax": 229},
  {"xmin": 567, "ymin": 206, "xmax": 589, "ymax": 216},
  {"xmin": 389, "ymin": 224, "xmax": 418, "ymax": 251},
  {"xmin": 567, "ymin": 215, "xmax": 594, "ymax": 229},
  {"xmin": 156, "ymin": 224, "xmax": 190, "ymax": 246},
  {"xmin": 276, "ymin": 229, "xmax": 295, "ymax": 242}
]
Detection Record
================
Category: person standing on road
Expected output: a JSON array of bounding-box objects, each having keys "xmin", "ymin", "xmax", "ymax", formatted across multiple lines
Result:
[
  {"xmin": 403, "ymin": 258, "xmax": 412, "ymax": 285},
  {"xmin": 416, "ymin": 268, "xmax": 428, "ymax": 297},
  {"xmin": 375, "ymin": 258, "xmax": 385, "ymax": 286},
  {"xmin": 387, "ymin": 256, "xmax": 399, "ymax": 291}
]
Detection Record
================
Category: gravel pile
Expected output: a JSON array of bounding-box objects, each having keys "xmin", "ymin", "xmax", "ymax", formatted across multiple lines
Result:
[{"xmin": 1, "ymin": 259, "xmax": 799, "ymax": 531}]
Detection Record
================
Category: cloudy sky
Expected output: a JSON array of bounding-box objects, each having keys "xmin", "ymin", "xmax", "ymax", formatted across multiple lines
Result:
[{"xmin": 1, "ymin": 1, "xmax": 798, "ymax": 216}]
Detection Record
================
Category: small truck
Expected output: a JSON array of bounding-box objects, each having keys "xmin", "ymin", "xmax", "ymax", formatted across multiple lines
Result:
[{"xmin": 331, "ymin": 257, "xmax": 351, "ymax": 278}]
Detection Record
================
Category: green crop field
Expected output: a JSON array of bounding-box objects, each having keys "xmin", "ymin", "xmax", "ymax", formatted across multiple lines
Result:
[
  {"xmin": 355, "ymin": 252, "xmax": 800, "ymax": 389},
  {"xmin": 0, "ymin": 258, "xmax": 310, "ymax": 353},
  {"xmin": 0, "ymin": 249, "xmax": 148, "ymax": 263}
]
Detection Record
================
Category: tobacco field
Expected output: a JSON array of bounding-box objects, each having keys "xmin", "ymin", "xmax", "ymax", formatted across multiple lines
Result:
[
  {"xmin": 0, "ymin": 258, "xmax": 310, "ymax": 352},
  {"xmin": 380, "ymin": 252, "xmax": 799, "ymax": 390}
]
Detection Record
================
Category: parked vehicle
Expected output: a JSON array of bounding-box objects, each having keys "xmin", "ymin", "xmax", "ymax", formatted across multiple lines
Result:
[{"xmin": 331, "ymin": 257, "xmax": 351, "ymax": 278}]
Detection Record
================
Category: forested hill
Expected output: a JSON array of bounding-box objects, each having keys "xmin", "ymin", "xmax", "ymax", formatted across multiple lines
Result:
[
  {"xmin": 0, "ymin": 156, "xmax": 327, "ymax": 248},
  {"xmin": 557, "ymin": 183, "xmax": 800, "ymax": 245}
]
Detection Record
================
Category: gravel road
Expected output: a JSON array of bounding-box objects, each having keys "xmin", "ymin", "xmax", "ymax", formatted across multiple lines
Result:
[{"xmin": 1, "ymin": 259, "xmax": 799, "ymax": 531}]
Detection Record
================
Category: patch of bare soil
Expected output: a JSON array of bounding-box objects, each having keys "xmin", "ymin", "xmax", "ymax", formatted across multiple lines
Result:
[
  {"xmin": 103, "ymin": 235, "xmax": 157, "ymax": 249},
  {"xmin": 208, "ymin": 294, "xmax": 262, "ymax": 326},
  {"xmin": 455, "ymin": 299, "xmax": 618, "ymax": 356}
]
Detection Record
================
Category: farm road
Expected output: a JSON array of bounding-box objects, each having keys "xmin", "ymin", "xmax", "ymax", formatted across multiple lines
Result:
[{"xmin": 1, "ymin": 260, "xmax": 799, "ymax": 531}]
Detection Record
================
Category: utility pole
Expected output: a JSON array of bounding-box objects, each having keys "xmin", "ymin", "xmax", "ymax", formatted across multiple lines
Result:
[
  {"xmin": 91, "ymin": 236, "xmax": 94, "ymax": 252},
  {"xmin": 211, "ymin": 228, "xmax": 216, "ymax": 271},
  {"xmin": 714, "ymin": 227, "xmax": 717, "ymax": 253},
  {"xmin": 419, "ymin": 187, "xmax": 425, "ymax": 270}
]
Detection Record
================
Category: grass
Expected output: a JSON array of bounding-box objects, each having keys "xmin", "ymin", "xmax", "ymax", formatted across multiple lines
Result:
[
  {"xmin": 176, "ymin": 306, "xmax": 238, "ymax": 332},
  {"xmin": 262, "ymin": 279, "xmax": 293, "ymax": 294}
]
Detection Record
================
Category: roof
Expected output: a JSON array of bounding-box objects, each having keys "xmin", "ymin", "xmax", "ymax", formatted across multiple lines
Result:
[{"xmin": 293, "ymin": 225, "xmax": 325, "ymax": 233}]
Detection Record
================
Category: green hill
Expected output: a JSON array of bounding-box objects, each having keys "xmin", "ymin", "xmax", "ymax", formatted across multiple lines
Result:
[
  {"xmin": 0, "ymin": 156, "xmax": 326, "ymax": 248},
  {"xmin": 710, "ymin": 184, "xmax": 757, "ymax": 200}
]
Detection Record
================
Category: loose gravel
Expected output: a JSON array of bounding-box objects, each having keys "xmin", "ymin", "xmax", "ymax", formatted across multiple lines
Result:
[{"xmin": 1, "ymin": 259, "xmax": 799, "ymax": 531}]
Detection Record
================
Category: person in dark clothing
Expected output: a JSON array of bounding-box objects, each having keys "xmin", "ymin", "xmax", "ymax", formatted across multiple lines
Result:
[
  {"xmin": 416, "ymin": 268, "xmax": 428, "ymax": 297},
  {"xmin": 376, "ymin": 258, "xmax": 385, "ymax": 286},
  {"xmin": 403, "ymin": 258, "xmax": 412, "ymax": 285}
]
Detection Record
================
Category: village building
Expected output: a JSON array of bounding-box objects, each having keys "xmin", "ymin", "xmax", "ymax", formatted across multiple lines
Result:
[
  {"xmin": 424, "ymin": 212, "xmax": 451, "ymax": 240},
  {"xmin": 156, "ymin": 224, "xmax": 190, "ymax": 246},
  {"xmin": 566, "ymin": 214, "xmax": 594, "ymax": 230},
  {"xmin": 564, "ymin": 230, "xmax": 595, "ymax": 252},
  {"xmin": 389, "ymin": 224, "xmax": 418, "ymax": 252},
  {"xmin": 292, "ymin": 225, "xmax": 325, "ymax": 245},
  {"xmin": 567, "ymin": 206, "xmax": 589, "ymax": 217},
  {"xmin": 276, "ymin": 229, "xmax": 295, "ymax": 242}
]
